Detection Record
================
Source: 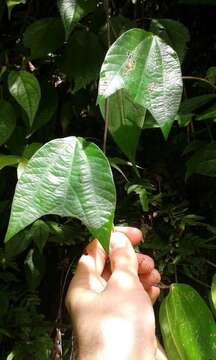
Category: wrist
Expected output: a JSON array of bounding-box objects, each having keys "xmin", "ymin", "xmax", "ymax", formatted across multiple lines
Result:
[{"xmin": 77, "ymin": 319, "xmax": 156, "ymax": 360}]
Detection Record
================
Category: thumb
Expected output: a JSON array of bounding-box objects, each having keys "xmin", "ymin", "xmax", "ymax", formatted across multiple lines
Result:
[{"xmin": 108, "ymin": 232, "xmax": 139, "ymax": 289}]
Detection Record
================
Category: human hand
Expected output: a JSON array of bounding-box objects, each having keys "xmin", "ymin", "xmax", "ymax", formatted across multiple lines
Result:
[
  {"xmin": 86, "ymin": 226, "xmax": 161, "ymax": 304},
  {"xmin": 65, "ymin": 228, "xmax": 161, "ymax": 360}
]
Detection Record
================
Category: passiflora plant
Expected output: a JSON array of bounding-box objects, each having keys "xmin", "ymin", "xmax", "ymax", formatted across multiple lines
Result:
[
  {"xmin": 4, "ymin": 18, "xmax": 216, "ymax": 359},
  {"xmin": 5, "ymin": 27, "xmax": 183, "ymax": 250}
]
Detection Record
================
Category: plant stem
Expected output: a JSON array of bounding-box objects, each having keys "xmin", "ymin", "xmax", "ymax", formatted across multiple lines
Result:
[
  {"xmin": 206, "ymin": 259, "xmax": 216, "ymax": 269},
  {"xmin": 103, "ymin": 0, "xmax": 111, "ymax": 154},
  {"xmin": 132, "ymin": 162, "xmax": 141, "ymax": 178},
  {"xmin": 183, "ymin": 76, "xmax": 216, "ymax": 91}
]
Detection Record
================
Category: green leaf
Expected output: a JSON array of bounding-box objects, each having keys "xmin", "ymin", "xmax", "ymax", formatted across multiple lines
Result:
[
  {"xmin": 5, "ymin": 137, "xmax": 116, "ymax": 252},
  {"xmin": 186, "ymin": 143, "xmax": 216, "ymax": 178},
  {"xmin": 0, "ymin": 100, "xmax": 16, "ymax": 145},
  {"xmin": 150, "ymin": 18, "xmax": 190, "ymax": 63},
  {"xmin": 98, "ymin": 90, "xmax": 146, "ymax": 162},
  {"xmin": 24, "ymin": 248, "xmax": 45, "ymax": 290},
  {"xmin": 6, "ymin": 0, "xmax": 26, "ymax": 19},
  {"xmin": 159, "ymin": 283, "xmax": 216, "ymax": 360},
  {"xmin": 23, "ymin": 18, "xmax": 65, "ymax": 59},
  {"xmin": 196, "ymin": 104, "xmax": 216, "ymax": 121},
  {"xmin": 179, "ymin": 94, "xmax": 216, "ymax": 114},
  {"xmin": 127, "ymin": 184, "xmax": 149, "ymax": 211},
  {"xmin": 62, "ymin": 30, "xmax": 104, "ymax": 92},
  {"xmin": 100, "ymin": 15, "xmax": 136, "ymax": 47},
  {"xmin": 5, "ymin": 229, "xmax": 32, "ymax": 257},
  {"xmin": 17, "ymin": 143, "xmax": 42, "ymax": 178},
  {"xmin": 211, "ymin": 274, "xmax": 216, "ymax": 316},
  {"xmin": 176, "ymin": 113, "xmax": 193, "ymax": 127},
  {"xmin": 8, "ymin": 71, "xmax": 41, "ymax": 127},
  {"xmin": 58, "ymin": 0, "xmax": 97, "ymax": 40},
  {"xmin": 31, "ymin": 220, "xmax": 50, "ymax": 253},
  {"xmin": 6, "ymin": 352, "xmax": 15, "ymax": 360},
  {"xmin": 0, "ymin": 155, "xmax": 20, "ymax": 170},
  {"xmin": 98, "ymin": 28, "xmax": 183, "ymax": 138},
  {"xmin": 207, "ymin": 66, "xmax": 216, "ymax": 85},
  {"xmin": 31, "ymin": 81, "xmax": 58, "ymax": 134}
]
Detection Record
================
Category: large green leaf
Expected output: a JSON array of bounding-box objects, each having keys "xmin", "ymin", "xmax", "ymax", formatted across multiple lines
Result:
[
  {"xmin": 159, "ymin": 283, "xmax": 216, "ymax": 360},
  {"xmin": 0, "ymin": 100, "xmax": 16, "ymax": 145},
  {"xmin": 5, "ymin": 137, "xmax": 116, "ymax": 252},
  {"xmin": 186, "ymin": 143, "xmax": 216, "ymax": 179},
  {"xmin": 8, "ymin": 71, "xmax": 41, "ymax": 127},
  {"xmin": 23, "ymin": 18, "xmax": 65, "ymax": 59},
  {"xmin": 98, "ymin": 28, "xmax": 183, "ymax": 138},
  {"xmin": 58, "ymin": 0, "xmax": 97, "ymax": 40},
  {"xmin": 150, "ymin": 19, "xmax": 190, "ymax": 63},
  {"xmin": 62, "ymin": 30, "xmax": 104, "ymax": 92},
  {"xmin": 98, "ymin": 90, "xmax": 146, "ymax": 163}
]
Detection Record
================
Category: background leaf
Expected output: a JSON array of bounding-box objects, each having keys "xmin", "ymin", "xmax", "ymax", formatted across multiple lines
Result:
[
  {"xmin": 179, "ymin": 94, "xmax": 216, "ymax": 114},
  {"xmin": 0, "ymin": 100, "xmax": 16, "ymax": 145},
  {"xmin": 186, "ymin": 142, "xmax": 216, "ymax": 178},
  {"xmin": 159, "ymin": 283, "xmax": 216, "ymax": 360},
  {"xmin": 6, "ymin": 0, "xmax": 26, "ymax": 19},
  {"xmin": 23, "ymin": 18, "xmax": 65, "ymax": 59},
  {"xmin": 196, "ymin": 104, "xmax": 216, "ymax": 121},
  {"xmin": 31, "ymin": 81, "xmax": 58, "ymax": 134},
  {"xmin": 98, "ymin": 90, "xmax": 146, "ymax": 163},
  {"xmin": 8, "ymin": 71, "xmax": 41, "ymax": 127},
  {"xmin": 58, "ymin": 0, "xmax": 97, "ymax": 40},
  {"xmin": 24, "ymin": 248, "xmax": 45, "ymax": 290},
  {"xmin": 5, "ymin": 137, "xmax": 116, "ymax": 252},
  {"xmin": 150, "ymin": 18, "xmax": 190, "ymax": 63},
  {"xmin": 98, "ymin": 28, "xmax": 183, "ymax": 138},
  {"xmin": 62, "ymin": 30, "xmax": 104, "ymax": 92},
  {"xmin": 0, "ymin": 155, "xmax": 20, "ymax": 170}
]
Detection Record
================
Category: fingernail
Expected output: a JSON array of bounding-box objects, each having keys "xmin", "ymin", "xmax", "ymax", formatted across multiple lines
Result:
[{"xmin": 110, "ymin": 233, "xmax": 128, "ymax": 251}]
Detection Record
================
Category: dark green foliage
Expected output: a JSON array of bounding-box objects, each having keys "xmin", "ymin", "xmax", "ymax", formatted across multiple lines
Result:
[{"xmin": 0, "ymin": 0, "xmax": 216, "ymax": 358}]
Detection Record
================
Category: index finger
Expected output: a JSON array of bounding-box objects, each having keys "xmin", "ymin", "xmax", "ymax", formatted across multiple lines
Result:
[{"xmin": 114, "ymin": 226, "xmax": 143, "ymax": 246}]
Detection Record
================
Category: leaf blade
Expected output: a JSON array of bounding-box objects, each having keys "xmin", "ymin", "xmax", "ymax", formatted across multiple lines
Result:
[
  {"xmin": 98, "ymin": 28, "xmax": 183, "ymax": 136},
  {"xmin": 5, "ymin": 137, "xmax": 116, "ymax": 252},
  {"xmin": 58, "ymin": 0, "xmax": 97, "ymax": 40},
  {"xmin": 8, "ymin": 71, "xmax": 41, "ymax": 126},
  {"xmin": 98, "ymin": 90, "xmax": 146, "ymax": 163},
  {"xmin": 0, "ymin": 100, "xmax": 16, "ymax": 145},
  {"xmin": 159, "ymin": 283, "xmax": 216, "ymax": 360}
]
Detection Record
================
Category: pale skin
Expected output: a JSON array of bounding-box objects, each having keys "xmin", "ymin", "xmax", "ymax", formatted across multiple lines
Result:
[{"xmin": 65, "ymin": 227, "xmax": 167, "ymax": 360}]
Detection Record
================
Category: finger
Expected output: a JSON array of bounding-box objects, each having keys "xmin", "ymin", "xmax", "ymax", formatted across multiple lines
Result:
[
  {"xmin": 86, "ymin": 239, "xmax": 107, "ymax": 276},
  {"xmin": 136, "ymin": 253, "xmax": 155, "ymax": 274},
  {"xmin": 102, "ymin": 252, "xmax": 155, "ymax": 281},
  {"xmin": 67, "ymin": 245, "xmax": 106, "ymax": 304},
  {"xmin": 109, "ymin": 232, "xmax": 139, "ymax": 289},
  {"xmin": 114, "ymin": 226, "xmax": 143, "ymax": 246},
  {"xmin": 139, "ymin": 269, "xmax": 161, "ymax": 290},
  {"xmin": 65, "ymin": 255, "xmax": 98, "ymax": 312},
  {"xmin": 147, "ymin": 286, "xmax": 160, "ymax": 305}
]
